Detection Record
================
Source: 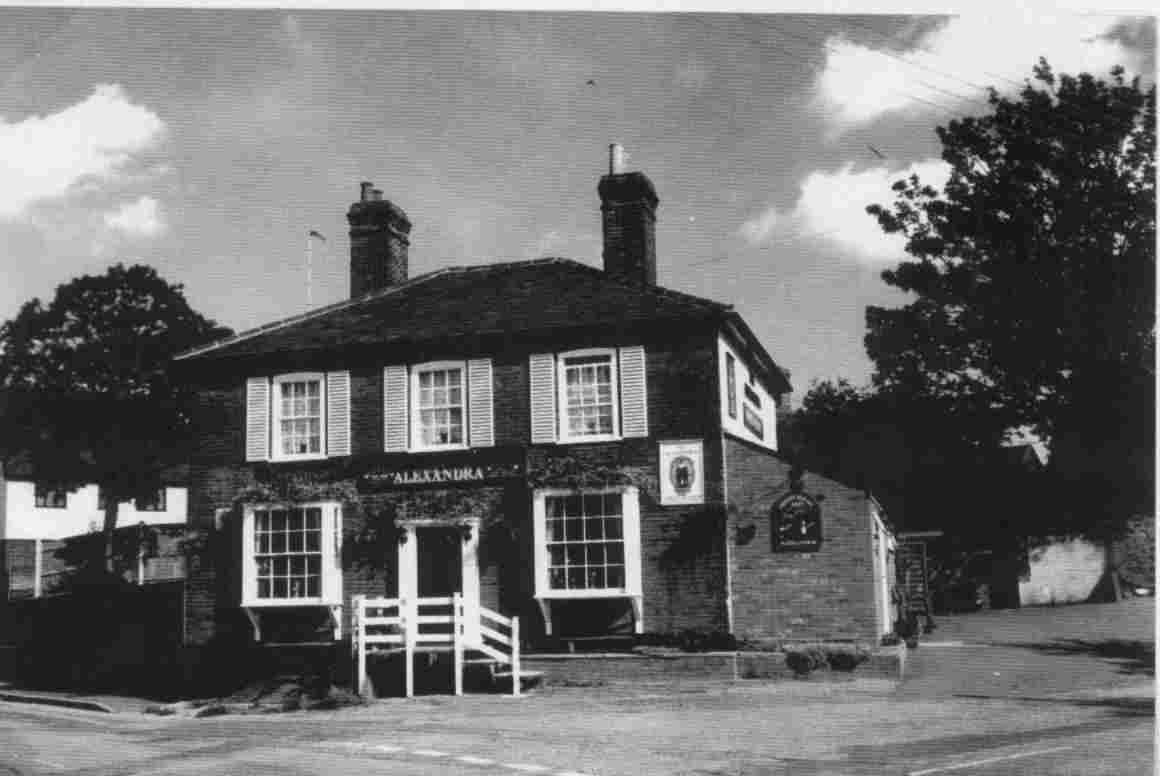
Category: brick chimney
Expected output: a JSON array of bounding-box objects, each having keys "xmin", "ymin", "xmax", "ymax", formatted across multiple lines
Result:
[
  {"xmin": 347, "ymin": 181, "xmax": 412, "ymax": 297},
  {"xmin": 598, "ymin": 144, "xmax": 658, "ymax": 285}
]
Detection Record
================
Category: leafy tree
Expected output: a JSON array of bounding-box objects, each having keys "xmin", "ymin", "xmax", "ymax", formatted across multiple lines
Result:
[
  {"xmin": 787, "ymin": 379, "xmax": 1034, "ymax": 536},
  {"xmin": 0, "ymin": 264, "xmax": 230, "ymax": 574},
  {"xmin": 789, "ymin": 377, "xmax": 1055, "ymax": 610},
  {"xmin": 865, "ymin": 60, "xmax": 1155, "ymax": 544}
]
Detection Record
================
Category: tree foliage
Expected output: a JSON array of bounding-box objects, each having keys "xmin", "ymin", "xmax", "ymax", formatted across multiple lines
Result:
[
  {"xmin": 0, "ymin": 264, "xmax": 230, "ymax": 572},
  {"xmin": 786, "ymin": 379, "xmax": 1041, "ymax": 539},
  {"xmin": 864, "ymin": 61, "xmax": 1155, "ymax": 534}
]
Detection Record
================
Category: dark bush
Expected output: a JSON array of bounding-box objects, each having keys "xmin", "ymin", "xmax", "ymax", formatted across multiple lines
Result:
[
  {"xmin": 825, "ymin": 644, "xmax": 870, "ymax": 671},
  {"xmin": 784, "ymin": 644, "xmax": 827, "ymax": 676}
]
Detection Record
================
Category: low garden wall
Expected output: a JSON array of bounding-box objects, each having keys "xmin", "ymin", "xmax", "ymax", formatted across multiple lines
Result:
[{"xmin": 523, "ymin": 644, "xmax": 905, "ymax": 685}]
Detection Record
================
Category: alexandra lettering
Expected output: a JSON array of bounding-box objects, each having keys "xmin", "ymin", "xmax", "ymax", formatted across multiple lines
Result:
[{"xmin": 377, "ymin": 466, "xmax": 487, "ymax": 485}]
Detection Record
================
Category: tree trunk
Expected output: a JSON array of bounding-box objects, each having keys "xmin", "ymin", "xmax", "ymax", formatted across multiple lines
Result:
[
  {"xmin": 1105, "ymin": 539, "xmax": 1122, "ymax": 603},
  {"xmin": 103, "ymin": 499, "xmax": 120, "ymax": 575}
]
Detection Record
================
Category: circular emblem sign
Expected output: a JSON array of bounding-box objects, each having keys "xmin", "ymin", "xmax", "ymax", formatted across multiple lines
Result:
[{"xmin": 669, "ymin": 455, "xmax": 696, "ymax": 494}]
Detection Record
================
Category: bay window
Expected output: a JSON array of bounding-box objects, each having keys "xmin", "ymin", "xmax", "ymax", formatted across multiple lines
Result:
[
  {"xmin": 242, "ymin": 502, "xmax": 342, "ymax": 608},
  {"xmin": 532, "ymin": 486, "xmax": 643, "ymax": 634},
  {"xmin": 545, "ymin": 491, "xmax": 626, "ymax": 591}
]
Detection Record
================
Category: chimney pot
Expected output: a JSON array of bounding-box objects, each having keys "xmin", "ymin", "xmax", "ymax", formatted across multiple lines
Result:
[
  {"xmin": 360, "ymin": 181, "xmax": 374, "ymax": 202},
  {"xmin": 609, "ymin": 143, "xmax": 626, "ymax": 175}
]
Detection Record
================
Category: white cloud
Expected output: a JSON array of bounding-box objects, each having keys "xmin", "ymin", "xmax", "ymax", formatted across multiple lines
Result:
[
  {"xmin": 0, "ymin": 84, "xmax": 165, "ymax": 219},
  {"xmin": 104, "ymin": 196, "xmax": 165, "ymax": 238},
  {"xmin": 818, "ymin": 15, "xmax": 1148, "ymax": 128},
  {"xmin": 738, "ymin": 160, "xmax": 951, "ymax": 265}
]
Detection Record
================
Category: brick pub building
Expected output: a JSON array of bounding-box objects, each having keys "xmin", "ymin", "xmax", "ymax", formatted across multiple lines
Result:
[{"xmin": 173, "ymin": 147, "xmax": 897, "ymax": 686}]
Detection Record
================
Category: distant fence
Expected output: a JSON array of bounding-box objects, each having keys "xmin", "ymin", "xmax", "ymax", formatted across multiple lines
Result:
[{"xmin": 3, "ymin": 523, "xmax": 189, "ymax": 601}]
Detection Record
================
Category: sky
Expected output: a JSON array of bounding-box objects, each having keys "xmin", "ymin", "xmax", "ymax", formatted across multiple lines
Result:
[{"xmin": 0, "ymin": 8, "xmax": 1154, "ymax": 402}]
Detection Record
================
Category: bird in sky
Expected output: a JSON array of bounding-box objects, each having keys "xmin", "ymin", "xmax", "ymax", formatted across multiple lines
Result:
[
  {"xmin": 866, "ymin": 144, "xmax": 885, "ymax": 160},
  {"xmin": 586, "ymin": 79, "xmax": 596, "ymax": 86}
]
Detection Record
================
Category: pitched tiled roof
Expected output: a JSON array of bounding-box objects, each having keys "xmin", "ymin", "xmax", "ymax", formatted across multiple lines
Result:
[{"xmin": 175, "ymin": 257, "xmax": 790, "ymax": 392}]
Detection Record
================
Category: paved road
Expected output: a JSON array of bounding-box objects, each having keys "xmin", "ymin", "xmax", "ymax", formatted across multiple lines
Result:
[{"xmin": 0, "ymin": 600, "xmax": 1153, "ymax": 776}]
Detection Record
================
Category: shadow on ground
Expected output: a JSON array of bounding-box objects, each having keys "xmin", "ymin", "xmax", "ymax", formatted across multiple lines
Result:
[
  {"xmin": 841, "ymin": 714, "xmax": 1151, "ymax": 768},
  {"xmin": 1006, "ymin": 638, "xmax": 1155, "ymax": 676},
  {"xmin": 951, "ymin": 693, "xmax": 1155, "ymax": 716}
]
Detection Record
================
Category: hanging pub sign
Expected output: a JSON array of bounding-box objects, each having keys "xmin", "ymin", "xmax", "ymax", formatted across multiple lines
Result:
[
  {"xmin": 659, "ymin": 440, "xmax": 705, "ymax": 505},
  {"xmin": 357, "ymin": 448, "xmax": 525, "ymax": 490},
  {"xmin": 771, "ymin": 492, "xmax": 822, "ymax": 552}
]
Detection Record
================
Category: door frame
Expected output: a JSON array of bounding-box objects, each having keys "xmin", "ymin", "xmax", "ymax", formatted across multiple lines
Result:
[{"xmin": 396, "ymin": 517, "xmax": 481, "ymax": 643}]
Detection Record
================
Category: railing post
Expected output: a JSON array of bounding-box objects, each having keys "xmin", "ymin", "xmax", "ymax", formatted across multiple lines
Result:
[
  {"xmin": 452, "ymin": 593, "xmax": 464, "ymax": 696},
  {"xmin": 511, "ymin": 616, "xmax": 521, "ymax": 697},
  {"xmin": 403, "ymin": 598, "xmax": 415, "ymax": 699},
  {"xmin": 33, "ymin": 538, "xmax": 42, "ymax": 600},
  {"xmin": 353, "ymin": 595, "xmax": 367, "ymax": 698}
]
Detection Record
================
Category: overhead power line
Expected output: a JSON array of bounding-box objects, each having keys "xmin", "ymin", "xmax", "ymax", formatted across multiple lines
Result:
[{"xmin": 785, "ymin": 15, "xmax": 1147, "ymax": 140}]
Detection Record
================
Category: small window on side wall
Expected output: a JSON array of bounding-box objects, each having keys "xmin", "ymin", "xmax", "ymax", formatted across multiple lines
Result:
[
  {"xmin": 135, "ymin": 489, "xmax": 166, "ymax": 512},
  {"xmin": 34, "ymin": 484, "xmax": 67, "ymax": 509},
  {"xmin": 725, "ymin": 352, "xmax": 738, "ymax": 419}
]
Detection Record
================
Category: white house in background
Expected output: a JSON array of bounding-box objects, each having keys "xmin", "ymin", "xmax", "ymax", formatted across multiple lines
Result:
[
  {"xmin": 0, "ymin": 463, "xmax": 189, "ymax": 600},
  {"xmin": 0, "ymin": 471, "xmax": 187, "ymax": 542}
]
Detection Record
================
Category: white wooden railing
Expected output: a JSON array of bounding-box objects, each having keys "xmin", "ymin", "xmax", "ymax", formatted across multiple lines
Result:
[{"xmin": 352, "ymin": 594, "xmax": 521, "ymax": 699}]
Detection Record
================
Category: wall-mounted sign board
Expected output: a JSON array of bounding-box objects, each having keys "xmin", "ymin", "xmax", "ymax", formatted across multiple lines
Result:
[
  {"xmin": 771, "ymin": 492, "xmax": 822, "ymax": 552},
  {"xmin": 659, "ymin": 440, "xmax": 705, "ymax": 506}
]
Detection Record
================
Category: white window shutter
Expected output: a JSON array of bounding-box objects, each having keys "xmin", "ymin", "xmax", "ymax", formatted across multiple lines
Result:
[
  {"xmin": 326, "ymin": 371, "xmax": 351, "ymax": 457},
  {"xmin": 529, "ymin": 353, "xmax": 557, "ymax": 444},
  {"xmin": 619, "ymin": 346, "xmax": 648, "ymax": 438},
  {"xmin": 245, "ymin": 377, "xmax": 270, "ymax": 461},
  {"xmin": 467, "ymin": 359, "xmax": 495, "ymax": 448},
  {"xmin": 383, "ymin": 365, "xmax": 409, "ymax": 452}
]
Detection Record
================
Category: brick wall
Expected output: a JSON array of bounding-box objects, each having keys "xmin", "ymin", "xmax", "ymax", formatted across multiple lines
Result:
[
  {"xmin": 183, "ymin": 329, "xmax": 732, "ymax": 648},
  {"xmin": 724, "ymin": 435, "xmax": 882, "ymax": 644}
]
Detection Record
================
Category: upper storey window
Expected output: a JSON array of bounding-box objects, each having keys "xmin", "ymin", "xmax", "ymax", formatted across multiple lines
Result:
[
  {"xmin": 382, "ymin": 359, "xmax": 494, "ymax": 453},
  {"xmin": 412, "ymin": 362, "xmax": 466, "ymax": 450},
  {"xmin": 245, "ymin": 372, "xmax": 351, "ymax": 462},
  {"xmin": 275, "ymin": 375, "xmax": 324, "ymax": 459},
  {"xmin": 560, "ymin": 351, "xmax": 617, "ymax": 441},
  {"xmin": 528, "ymin": 346, "xmax": 648, "ymax": 445}
]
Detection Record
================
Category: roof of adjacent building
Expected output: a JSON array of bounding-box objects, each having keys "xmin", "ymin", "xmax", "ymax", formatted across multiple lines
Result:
[
  {"xmin": 175, "ymin": 257, "xmax": 791, "ymax": 392},
  {"xmin": 0, "ymin": 456, "xmax": 190, "ymax": 487}
]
